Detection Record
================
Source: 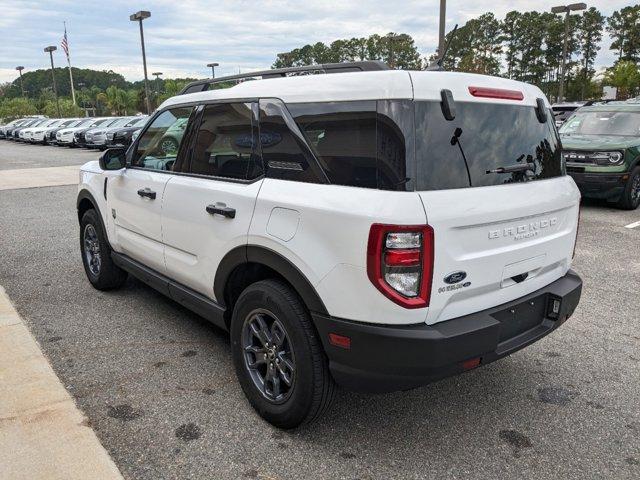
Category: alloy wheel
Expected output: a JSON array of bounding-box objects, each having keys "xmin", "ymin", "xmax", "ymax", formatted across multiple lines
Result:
[
  {"xmin": 241, "ymin": 309, "xmax": 296, "ymax": 404},
  {"xmin": 83, "ymin": 224, "xmax": 101, "ymax": 276}
]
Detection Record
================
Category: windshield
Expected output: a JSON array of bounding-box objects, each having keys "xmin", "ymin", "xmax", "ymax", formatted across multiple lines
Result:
[
  {"xmin": 77, "ymin": 119, "xmax": 95, "ymax": 127},
  {"xmin": 560, "ymin": 110, "xmax": 640, "ymax": 136},
  {"xmin": 415, "ymin": 101, "xmax": 563, "ymax": 190},
  {"xmin": 109, "ymin": 118, "xmax": 132, "ymax": 128},
  {"xmin": 125, "ymin": 117, "xmax": 147, "ymax": 127}
]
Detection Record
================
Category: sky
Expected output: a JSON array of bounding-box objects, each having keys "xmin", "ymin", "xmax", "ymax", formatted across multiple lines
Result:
[{"xmin": 0, "ymin": 0, "xmax": 632, "ymax": 84}]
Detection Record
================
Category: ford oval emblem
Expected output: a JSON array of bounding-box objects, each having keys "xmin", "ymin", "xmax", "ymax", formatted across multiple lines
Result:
[{"xmin": 444, "ymin": 271, "xmax": 467, "ymax": 284}]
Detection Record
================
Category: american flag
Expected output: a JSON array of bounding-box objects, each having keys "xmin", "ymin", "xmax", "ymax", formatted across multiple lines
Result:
[{"xmin": 61, "ymin": 27, "xmax": 70, "ymax": 60}]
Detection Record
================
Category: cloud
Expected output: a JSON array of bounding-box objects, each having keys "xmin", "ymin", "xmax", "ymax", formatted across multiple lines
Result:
[{"xmin": 0, "ymin": 0, "xmax": 629, "ymax": 84}]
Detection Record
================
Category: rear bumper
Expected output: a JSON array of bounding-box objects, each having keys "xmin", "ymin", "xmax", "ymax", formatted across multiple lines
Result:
[
  {"xmin": 313, "ymin": 270, "xmax": 582, "ymax": 393},
  {"xmin": 568, "ymin": 170, "xmax": 627, "ymax": 200}
]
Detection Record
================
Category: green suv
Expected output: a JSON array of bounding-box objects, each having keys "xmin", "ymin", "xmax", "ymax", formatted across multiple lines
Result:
[{"xmin": 560, "ymin": 103, "xmax": 640, "ymax": 210}]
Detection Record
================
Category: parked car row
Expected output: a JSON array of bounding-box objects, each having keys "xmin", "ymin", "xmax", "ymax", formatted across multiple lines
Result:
[{"xmin": 0, "ymin": 115, "xmax": 148, "ymax": 150}]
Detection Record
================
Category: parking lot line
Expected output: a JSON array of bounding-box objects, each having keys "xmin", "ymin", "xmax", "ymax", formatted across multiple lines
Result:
[
  {"xmin": 624, "ymin": 220, "xmax": 640, "ymax": 229},
  {"xmin": 0, "ymin": 286, "xmax": 124, "ymax": 480},
  {"xmin": 0, "ymin": 165, "xmax": 80, "ymax": 191}
]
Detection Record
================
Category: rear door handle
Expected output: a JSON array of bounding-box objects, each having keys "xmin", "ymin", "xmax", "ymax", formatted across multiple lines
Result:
[
  {"xmin": 137, "ymin": 188, "xmax": 156, "ymax": 200},
  {"xmin": 206, "ymin": 204, "xmax": 236, "ymax": 219}
]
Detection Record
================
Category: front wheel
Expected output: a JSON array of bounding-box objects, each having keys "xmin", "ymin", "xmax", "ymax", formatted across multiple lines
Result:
[
  {"xmin": 80, "ymin": 209, "xmax": 127, "ymax": 290},
  {"xmin": 230, "ymin": 280, "xmax": 335, "ymax": 429},
  {"xmin": 616, "ymin": 167, "xmax": 640, "ymax": 210}
]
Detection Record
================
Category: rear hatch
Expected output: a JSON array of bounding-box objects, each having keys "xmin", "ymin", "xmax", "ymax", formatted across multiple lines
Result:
[{"xmin": 410, "ymin": 73, "xmax": 580, "ymax": 325}]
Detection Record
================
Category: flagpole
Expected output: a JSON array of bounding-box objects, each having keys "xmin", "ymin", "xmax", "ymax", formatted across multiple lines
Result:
[{"xmin": 64, "ymin": 21, "xmax": 76, "ymax": 106}]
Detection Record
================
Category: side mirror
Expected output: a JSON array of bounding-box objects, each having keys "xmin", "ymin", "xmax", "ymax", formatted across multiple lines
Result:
[{"xmin": 99, "ymin": 148, "xmax": 126, "ymax": 171}]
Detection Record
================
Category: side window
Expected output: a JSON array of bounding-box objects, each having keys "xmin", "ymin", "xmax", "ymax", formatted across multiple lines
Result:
[
  {"xmin": 189, "ymin": 102, "xmax": 260, "ymax": 180},
  {"xmin": 289, "ymin": 101, "xmax": 377, "ymax": 188},
  {"xmin": 258, "ymin": 99, "xmax": 326, "ymax": 184},
  {"xmin": 287, "ymin": 101, "xmax": 412, "ymax": 190},
  {"xmin": 132, "ymin": 107, "xmax": 193, "ymax": 171}
]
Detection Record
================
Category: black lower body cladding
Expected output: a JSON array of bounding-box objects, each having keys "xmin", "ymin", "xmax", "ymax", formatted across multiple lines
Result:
[
  {"xmin": 568, "ymin": 170, "xmax": 627, "ymax": 201},
  {"xmin": 313, "ymin": 270, "xmax": 582, "ymax": 393}
]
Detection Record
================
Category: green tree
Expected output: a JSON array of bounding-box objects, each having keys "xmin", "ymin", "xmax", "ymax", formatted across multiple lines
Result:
[
  {"xmin": 272, "ymin": 32, "xmax": 422, "ymax": 70},
  {"xmin": 43, "ymin": 99, "xmax": 83, "ymax": 117},
  {"xmin": 502, "ymin": 11, "xmax": 522, "ymax": 78},
  {"xmin": 603, "ymin": 60, "xmax": 640, "ymax": 99},
  {"xmin": 0, "ymin": 97, "xmax": 38, "ymax": 119},
  {"xmin": 97, "ymin": 85, "xmax": 137, "ymax": 115},
  {"xmin": 607, "ymin": 5, "xmax": 640, "ymax": 62},
  {"xmin": 578, "ymin": 7, "xmax": 605, "ymax": 99}
]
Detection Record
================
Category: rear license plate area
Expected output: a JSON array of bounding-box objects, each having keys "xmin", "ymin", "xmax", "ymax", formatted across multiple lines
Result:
[{"xmin": 492, "ymin": 294, "xmax": 547, "ymax": 343}]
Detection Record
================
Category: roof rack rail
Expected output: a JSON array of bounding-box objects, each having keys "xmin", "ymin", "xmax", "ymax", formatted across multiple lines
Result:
[{"xmin": 178, "ymin": 61, "xmax": 390, "ymax": 95}]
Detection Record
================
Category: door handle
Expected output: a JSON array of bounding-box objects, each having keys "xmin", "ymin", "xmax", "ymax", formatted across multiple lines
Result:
[
  {"xmin": 206, "ymin": 204, "xmax": 236, "ymax": 219},
  {"xmin": 137, "ymin": 188, "xmax": 156, "ymax": 200}
]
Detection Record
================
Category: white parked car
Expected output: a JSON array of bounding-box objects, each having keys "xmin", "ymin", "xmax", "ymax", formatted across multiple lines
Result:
[
  {"xmin": 32, "ymin": 118, "xmax": 80, "ymax": 144},
  {"xmin": 77, "ymin": 62, "xmax": 582, "ymax": 428},
  {"xmin": 21, "ymin": 118, "xmax": 64, "ymax": 143},
  {"xmin": 56, "ymin": 118, "xmax": 110, "ymax": 146}
]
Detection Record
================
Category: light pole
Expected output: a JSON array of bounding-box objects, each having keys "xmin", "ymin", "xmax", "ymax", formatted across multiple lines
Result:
[
  {"xmin": 552, "ymin": 3, "xmax": 586, "ymax": 102},
  {"xmin": 44, "ymin": 46, "xmax": 61, "ymax": 117},
  {"xmin": 152, "ymin": 71, "xmax": 162, "ymax": 96},
  {"xmin": 207, "ymin": 62, "xmax": 219, "ymax": 79},
  {"xmin": 15, "ymin": 66, "xmax": 25, "ymax": 97},
  {"xmin": 438, "ymin": 0, "xmax": 446, "ymax": 58},
  {"xmin": 129, "ymin": 10, "xmax": 151, "ymax": 114}
]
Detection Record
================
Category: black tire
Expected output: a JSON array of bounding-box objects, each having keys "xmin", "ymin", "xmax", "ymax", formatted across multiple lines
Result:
[
  {"xmin": 616, "ymin": 167, "xmax": 640, "ymax": 210},
  {"xmin": 230, "ymin": 279, "xmax": 335, "ymax": 429},
  {"xmin": 160, "ymin": 137, "xmax": 179, "ymax": 155},
  {"xmin": 80, "ymin": 209, "xmax": 127, "ymax": 290}
]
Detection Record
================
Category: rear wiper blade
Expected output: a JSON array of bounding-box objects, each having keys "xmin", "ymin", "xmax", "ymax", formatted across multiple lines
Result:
[{"xmin": 486, "ymin": 162, "xmax": 535, "ymax": 174}]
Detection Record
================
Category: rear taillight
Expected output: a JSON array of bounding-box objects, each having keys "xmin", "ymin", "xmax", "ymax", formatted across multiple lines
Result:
[{"xmin": 367, "ymin": 224, "xmax": 434, "ymax": 309}]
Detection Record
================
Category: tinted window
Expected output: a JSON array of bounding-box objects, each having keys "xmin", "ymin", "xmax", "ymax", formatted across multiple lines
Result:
[
  {"xmin": 190, "ymin": 103, "xmax": 261, "ymax": 180},
  {"xmin": 415, "ymin": 101, "xmax": 563, "ymax": 191},
  {"xmin": 132, "ymin": 107, "xmax": 193, "ymax": 171},
  {"xmin": 287, "ymin": 101, "xmax": 413, "ymax": 190},
  {"xmin": 259, "ymin": 99, "xmax": 326, "ymax": 184},
  {"xmin": 289, "ymin": 102, "xmax": 377, "ymax": 188}
]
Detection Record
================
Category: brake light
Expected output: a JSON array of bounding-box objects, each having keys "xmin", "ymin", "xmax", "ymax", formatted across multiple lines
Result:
[
  {"xmin": 367, "ymin": 224, "xmax": 434, "ymax": 309},
  {"xmin": 468, "ymin": 86, "xmax": 524, "ymax": 101}
]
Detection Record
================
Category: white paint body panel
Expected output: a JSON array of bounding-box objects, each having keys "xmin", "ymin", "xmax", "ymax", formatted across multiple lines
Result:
[
  {"xmin": 419, "ymin": 176, "xmax": 580, "ymax": 324},
  {"xmin": 108, "ymin": 169, "xmax": 171, "ymax": 274},
  {"xmin": 249, "ymin": 179, "xmax": 428, "ymax": 325},
  {"xmin": 162, "ymin": 175, "xmax": 263, "ymax": 298}
]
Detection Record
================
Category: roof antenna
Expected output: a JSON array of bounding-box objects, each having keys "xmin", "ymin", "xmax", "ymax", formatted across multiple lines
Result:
[{"xmin": 427, "ymin": 24, "xmax": 458, "ymax": 71}]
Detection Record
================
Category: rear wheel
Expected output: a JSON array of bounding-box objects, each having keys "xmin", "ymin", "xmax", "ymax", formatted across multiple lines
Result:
[
  {"xmin": 616, "ymin": 167, "xmax": 640, "ymax": 210},
  {"xmin": 80, "ymin": 209, "xmax": 127, "ymax": 290},
  {"xmin": 230, "ymin": 279, "xmax": 335, "ymax": 429}
]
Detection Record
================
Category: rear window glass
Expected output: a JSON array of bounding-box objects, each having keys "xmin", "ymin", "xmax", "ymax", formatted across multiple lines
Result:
[{"xmin": 415, "ymin": 101, "xmax": 564, "ymax": 190}]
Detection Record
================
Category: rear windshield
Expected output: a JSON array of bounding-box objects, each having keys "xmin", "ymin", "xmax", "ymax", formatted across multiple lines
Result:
[
  {"xmin": 559, "ymin": 110, "xmax": 640, "ymax": 136},
  {"xmin": 415, "ymin": 101, "xmax": 563, "ymax": 190}
]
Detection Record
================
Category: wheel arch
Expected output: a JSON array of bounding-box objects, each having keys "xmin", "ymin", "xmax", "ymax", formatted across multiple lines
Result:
[
  {"xmin": 77, "ymin": 189, "xmax": 109, "ymax": 241},
  {"xmin": 215, "ymin": 245, "xmax": 329, "ymax": 325}
]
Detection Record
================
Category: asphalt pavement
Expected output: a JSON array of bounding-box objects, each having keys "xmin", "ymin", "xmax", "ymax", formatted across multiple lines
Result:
[{"xmin": 0, "ymin": 141, "xmax": 638, "ymax": 480}]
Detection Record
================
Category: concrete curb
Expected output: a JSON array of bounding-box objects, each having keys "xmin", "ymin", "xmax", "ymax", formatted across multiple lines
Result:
[
  {"xmin": 0, "ymin": 286, "xmax": 124, "ymax": 480},
  {"xmin": 0, "ymin": 165, "xmax": 80, "ymax": 191}
]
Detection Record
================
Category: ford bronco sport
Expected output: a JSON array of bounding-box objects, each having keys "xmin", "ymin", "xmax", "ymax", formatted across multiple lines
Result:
[
  {"xmin": 77, "ymin": 62, "xmax": 582, "ymax": 428},
  {"xmin": 561, "ymin": 103, "xmax": 640, "ymax": 210}
]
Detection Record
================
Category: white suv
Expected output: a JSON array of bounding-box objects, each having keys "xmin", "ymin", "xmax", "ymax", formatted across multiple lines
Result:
[{"xmin": 77, "ymin": 62, "xmax": 582, "ymax": 428}]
